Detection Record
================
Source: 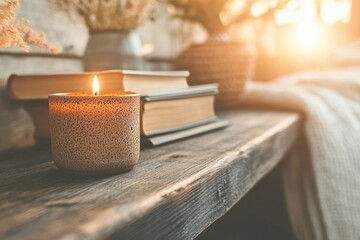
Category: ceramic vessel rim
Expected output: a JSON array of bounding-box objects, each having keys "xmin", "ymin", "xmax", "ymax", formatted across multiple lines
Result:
[
  {"xmin": 89, "ymin": 30, "xmax": 136, "ymax": 34},
  {"xmin": 49, "ymin": 92, "xmax": 139, "ymax": 98}
]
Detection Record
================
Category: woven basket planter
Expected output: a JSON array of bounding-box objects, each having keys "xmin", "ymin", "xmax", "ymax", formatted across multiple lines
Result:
[{"xmin": 176, "ymin": 40, "xmax": 256, "ymax": 108}]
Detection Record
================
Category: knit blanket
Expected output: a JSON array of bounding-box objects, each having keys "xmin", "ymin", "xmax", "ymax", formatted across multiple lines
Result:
[{"xmin": 240, "ymin": 67, "xmax": 360, "ymax": 240}]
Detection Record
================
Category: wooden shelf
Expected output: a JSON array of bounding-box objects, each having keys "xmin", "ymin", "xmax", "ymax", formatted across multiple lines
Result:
[{"xmin": 0, "ymin": 109, "xmax": 300, "ymax": 240}]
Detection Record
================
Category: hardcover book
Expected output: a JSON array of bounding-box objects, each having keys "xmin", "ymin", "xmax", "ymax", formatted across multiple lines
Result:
[
  {"xmin": 7, "ymin": 70, "xmax": 189, "ymax": 100},
  {"xmin": 7, "ymin": 70, "xmax": 230, "ymax": 146},
  {"xmin": 21, "ymin": 85, "xmax": 222, "ymax": 142},
  {"xmin": 142, "ymin": 119, "xmax": 230, "ymax": 146}
]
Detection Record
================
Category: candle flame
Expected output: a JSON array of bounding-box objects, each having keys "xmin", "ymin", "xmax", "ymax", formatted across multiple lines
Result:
[{"xmin": 93, "ymin": 75, "xmax": 99, "ymax": 96}]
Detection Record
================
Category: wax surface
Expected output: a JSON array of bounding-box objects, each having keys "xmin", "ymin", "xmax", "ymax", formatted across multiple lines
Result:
[{"xmin": 49, "ymin": 93, "xmax": 140, "ymax": 175}]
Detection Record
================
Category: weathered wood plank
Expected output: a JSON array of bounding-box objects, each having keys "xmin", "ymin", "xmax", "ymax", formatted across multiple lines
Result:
[{"xmin": 0, "ymin": 110, "xmax": 300, "ymax": 240}]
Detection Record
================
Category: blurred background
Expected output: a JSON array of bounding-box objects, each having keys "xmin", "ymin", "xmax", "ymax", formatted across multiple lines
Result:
[{"xmin": 1, "ymin": 0, "xmax": 359, "ymax": 150}]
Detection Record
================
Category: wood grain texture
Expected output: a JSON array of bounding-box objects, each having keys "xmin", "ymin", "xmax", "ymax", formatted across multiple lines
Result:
[{"xmin": 0, "ymin": 110, "xmax": 300, "ymax": 240}]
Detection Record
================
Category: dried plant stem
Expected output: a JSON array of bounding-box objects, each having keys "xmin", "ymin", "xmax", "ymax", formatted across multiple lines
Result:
[
  {"xmin": 49, "ymin": 0, "xmax": 150, "ymax": 31},
  {"xmin": 0, "ymin": 0, "xmax": 61, "ymax": 53}
]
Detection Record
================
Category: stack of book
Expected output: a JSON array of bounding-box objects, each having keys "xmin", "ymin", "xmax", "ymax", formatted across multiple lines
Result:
[{"xmin": 7, "ymin": 70, "xmax": 230, "ymax": 146}]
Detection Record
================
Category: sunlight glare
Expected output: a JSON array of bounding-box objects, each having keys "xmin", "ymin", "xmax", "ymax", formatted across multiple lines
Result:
[
  {"xmin": 321, "ymin": 0, "xmax": 352, "ymax": 25},
  {"xmin": 291, "ymin": 22, "xmax": 324, "ymax": 50},
  {"xmin": 251, "ymin": 2, "xmax": 269, "ymax": 17}
]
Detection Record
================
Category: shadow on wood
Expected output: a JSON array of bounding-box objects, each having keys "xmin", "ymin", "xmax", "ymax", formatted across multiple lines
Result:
[{"xmin": 196, "ymin": 159, "xmax": 294, "ymax": 240}]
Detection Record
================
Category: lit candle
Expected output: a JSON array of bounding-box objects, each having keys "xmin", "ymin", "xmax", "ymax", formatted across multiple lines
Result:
[
  {"xmin": 48, "ymin": 75, "xmax": 140, "ymax": 175},
  {"xmin": 93, "ymin": 75, "xmax": 99, "ymax": 96}
]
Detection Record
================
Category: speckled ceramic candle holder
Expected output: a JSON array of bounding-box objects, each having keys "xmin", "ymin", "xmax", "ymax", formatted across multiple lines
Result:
[{"xmin": 48, "ymin": 92, "xmax": 140, "ymax": 175}]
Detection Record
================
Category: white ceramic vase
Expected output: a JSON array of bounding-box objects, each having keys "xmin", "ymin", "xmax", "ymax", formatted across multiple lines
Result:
[{"xmin": 83, "ymin": 30, "xmax": 144, "ymax": 71}]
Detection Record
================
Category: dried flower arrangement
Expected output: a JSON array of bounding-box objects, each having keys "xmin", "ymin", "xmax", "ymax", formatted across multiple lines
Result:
[
  {"xmin": 48, "ymin": 0, "xmax": 151, "ymax": 31},
  {"xmin": 160, "ymin": 0, "xmax": 287, "ymax": 34},
  {"xmin": 0, "ymin": 0, "xmax": 60, "ymax": 53}
]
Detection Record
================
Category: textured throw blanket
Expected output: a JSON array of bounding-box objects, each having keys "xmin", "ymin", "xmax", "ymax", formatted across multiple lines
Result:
[{"xmin": 240, "ymin": 67, "xmax": 360, "ymax": 240}]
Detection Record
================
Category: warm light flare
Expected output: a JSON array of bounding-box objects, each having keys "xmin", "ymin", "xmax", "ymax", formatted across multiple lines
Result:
[
  {"xmin": 251, "ymin": 2, "xmax": 269, "ymax": 17},
  {"xmin": 321, "ymin": 0, "xmax": 352, "ymax": 25},
  {"xmin": 275, "ymin": 0, "xmax": 352, "ymax": 25},
  {"xmin": 291, "ymin": 22, "xmax": 325, "ymax": 50},
  {"xmin": 93, "ymin": 75, "xmax": 99, "ymax": 96},
  {"xmin": 142, "ymin": 43, "xmax": 154, "ymax": 55},
  {"xmin": 221, "ymin": 0, "xmax": 247, "ymax": 25}
]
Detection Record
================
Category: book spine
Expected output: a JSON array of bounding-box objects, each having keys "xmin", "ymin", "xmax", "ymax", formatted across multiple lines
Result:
[
  {"xmin": 23, "ymin": 101, "xmax": 51, "ymax": 139},
  {"xmin": 6, "ymin": 74, "xmax": 18, "ymax": 100}
]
